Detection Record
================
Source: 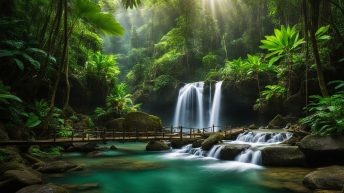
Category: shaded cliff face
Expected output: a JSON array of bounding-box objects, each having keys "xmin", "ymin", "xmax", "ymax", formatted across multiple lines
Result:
[{"xmin": 136, "ymin": 80, "xmax": 268, "ymax": 127}]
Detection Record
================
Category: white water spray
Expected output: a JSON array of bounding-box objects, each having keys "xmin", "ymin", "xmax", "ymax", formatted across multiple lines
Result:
[
  {"xmin": 208, "ymin": 81, "xmax": 223, "ymax": 130},
  {"xmin": 173, "ymin": 82, "xmax": 204, "ymax": 128}
]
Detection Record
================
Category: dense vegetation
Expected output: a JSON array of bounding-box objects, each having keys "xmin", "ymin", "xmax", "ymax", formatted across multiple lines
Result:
[{"xmin": 0, "ymin": 0, "xmax": 343, "ymax": 137}]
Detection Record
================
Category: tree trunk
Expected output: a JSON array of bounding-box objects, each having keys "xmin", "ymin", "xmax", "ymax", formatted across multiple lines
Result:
[
  {"xmin": 302, "ymin": 0, "xmax": 310, "ymax": 106},
  {"xmin": 35, "ymin": 1, "xmax": 63, "ymax": 97},
  {"xmin": 309, "ymin": 0, "xmax": 329, "ymax": 97},
  {"xmin": 50, "ymin": 0, "xmax": 68, "ymax": 109}
]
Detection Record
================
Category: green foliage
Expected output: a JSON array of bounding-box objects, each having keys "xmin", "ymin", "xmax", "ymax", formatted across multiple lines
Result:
[
  {"xmin": 29, "ymin": 146, "xmax": 63, "ymax": 158},
  {"xmin": 0, "ymin": 40, "xmax": 55, "ymax": 71},
  {"xmin": 300, "ymin": 81, "xmax": 344, "ymax": 136},
  {"xmin": 106, "ymin": 83, "xmax": 140, "ymax": 114},
  {"xmin": 315, "ymin": 25, "xmax": 332, "ymax": 43},
  {"xmin": 86, "ymin": 51, "xmax": 120, "ymax": 82},
  {"xmin": 0, "ymin": 82, "xmax": 25, "ymax": 124},
  {"xmin": 253, "ymin": 85, "xmax": 287, "ymax": 111},
  {"xmin": 260, "ymin": 25, "xmax": 304, "ymax": 65},
  {"xmin": 72, "ymin": 0, "xmax": 124, "ymax": 35},
  {"xmin": 261, "ymin": 85, "xmax": 287, "ymax": 101},
  {"xmin": 153, "ymin": 75, "xmax": 177, "ymax": 91}
]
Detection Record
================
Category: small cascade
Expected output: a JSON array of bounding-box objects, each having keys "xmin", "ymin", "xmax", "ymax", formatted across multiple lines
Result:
[
  {"xmin": 208, "ymin": 81, "xmax": 223, "ymax": 130},
  {"xmin": 207, "ymin": 145, "xmax": 223, "ymax": 159},
  {"xmin": 236, "ymin": 149, "xmax": 262, "ymax": 165},
  {"xmin": 173, "ymin": 82, "xmax": 205, "ymax": 128},
  {"xmin": 176, "ymin": 144, "xmax": 205, "ymax": 157},
  {"xmin": 235, "ymin": 131, "xmax": 293, "ymax": 144}
]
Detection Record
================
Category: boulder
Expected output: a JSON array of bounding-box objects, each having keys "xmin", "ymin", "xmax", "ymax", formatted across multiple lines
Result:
[
  {"xmin": 201, "ymin": 133, "xmax": 224, "ymax": 151},
  {"xmin": 248, "ymin": 124, "xmax": 258, "ymax": 130},
  {"xmin": 268, "ymin": 114, "xmax": 287, "ymax": 129},
  {"xmin": 67, "ymin": 142, "xmax": 97, "ymax": 152},
  {"xmin": 218, "ymin": 144, "xmax": 251, "ymax": 160},
  {"xmin": 5, "ymin": 124, "xmax": 30, "ymax": 140},
  {"xmin": 303, "ymin": 166, "xmax": 344, "ymax": 190},
  {"xmin": 146, "ymin": 141, "xmax": 169, "ymax": 151},
  {"xmin": 299, "ymin": 135, "xmax": 344, "ymax": 166},
  {"xmin": 192, "ymin": 139, "xmax": 204, "ymax": 148},
  {"xmin": 62, "ymin": 183, "xmax": 99, "ymax": 191},
  {"xmin": 16, "ymin": 183, "xmax": 69, "ymax": 193},
  {"xmin": 1, "ymin": 169, "xmax": 42, "ymax": 192},
  {"xmin": 123, "ymin": 112, "xmax": 163, "ymax": 131},
  {"xmin": 261, "ymin": 146, "xmax": 306, "ymax": 166},
  {"xmin": 110, "ymin": 145, "xmax": 117, "ymax": 150},
  {"xmin": 170, "ymin": 139, "xmax": 196, "ymax": 149},
  {"xmin": 37, "ymin": 161, "xmax": 82, "ymax": 173},
  {"xmin": 105, "ymin": 118, "xmax": 125, "ymax": 130}
]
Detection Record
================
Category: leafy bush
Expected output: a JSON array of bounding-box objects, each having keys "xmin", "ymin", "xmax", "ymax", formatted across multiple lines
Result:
[
  {"xmin": 153, "ymin": 75, "xmax": 176, "ymax": 91},
  {"xmin": 300, "ymin": 81, "xmax": 344, "ymax": 136},
  {"xmin": 0, "ymin": 82, "xmax": 26, "ymax": 123},
  {"xmin": 29, "ymin": 146, "xmax": 63, "ymax": 158}
]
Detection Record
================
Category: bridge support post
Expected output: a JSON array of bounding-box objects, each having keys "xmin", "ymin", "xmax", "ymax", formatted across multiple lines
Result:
[
  {"xmin": 112, "ymin": 128, "xmax": 115, "ymax": 141},
  {"xmin": 71, "ymin": 130, "xmax": 74, "ymax": 142},
  {"xmin": 136, "ymin": 128, "xmax": 138, "ymax": 141},
  {"xmin": 212, "ymin": 125, "xmax": 215, "ymax": 133},
  {"xmin": 53, "ymin": 128, "xmax": 56, "ymax": 142},
  {"xmin": 180, "ymin": 126, "xmax": 183, "ymax": 140},
  {"xmin": 189, "ymin": 128, "xmax": 192, "ymax": 139}
]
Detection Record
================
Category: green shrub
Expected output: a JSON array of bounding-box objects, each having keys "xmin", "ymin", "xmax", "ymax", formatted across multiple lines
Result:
[{"xmin": 300, "ymin": 81, "xmax": 344, "ymax": 136}]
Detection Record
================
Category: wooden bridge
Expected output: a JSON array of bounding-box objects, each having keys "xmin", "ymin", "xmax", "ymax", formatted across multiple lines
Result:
[{"xmin": 0, "ymin": 125, "xmax": 239, "ymax": 146}]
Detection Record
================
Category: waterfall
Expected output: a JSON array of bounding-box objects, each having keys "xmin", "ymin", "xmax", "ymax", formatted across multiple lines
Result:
[
  {"xmin": 234, "ymin": 131, "xmax": 292, "ymax": 164},
  {"xmin": 173, "ymin": 82, "xmax": 205, "ymax": 128},
  {"xmin": 168, "ymin": 131, "xmax": 292, "ymax": 166},
  {"xmin": 235, "ymin": 131, "xmax": 293, "ymax": 144},
  {"xmin": 208, "ymin": 81, "xmax": 223, "ymax": 130},
  {"xmin": 207, "ymin": 145, "xmax": 223, "ymax": 159}
]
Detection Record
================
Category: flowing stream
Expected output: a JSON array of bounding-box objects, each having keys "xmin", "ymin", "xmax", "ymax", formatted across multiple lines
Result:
[
  {"xmin": 47, "ymin": 142, "xmax": 303, "ymax": 193},
  {"xmin": 169, "ymin": 131, "xmax": 292, "ymax": 165}
]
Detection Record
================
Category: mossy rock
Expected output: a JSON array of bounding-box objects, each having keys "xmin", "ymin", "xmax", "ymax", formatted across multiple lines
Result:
[
  {"xmin": 0, "ymin": 147, "xmax": 24, "ymax": 164},
  {"xmin": 201, "ymin": 133, "xmax": 224, "ymax": 151},
  {"xmin": 123, "ymin": 112, "xmax": 163, "ymax": 131},
  {"xmin": 16, "ymin": 184, "xmax": 68, "ymax": 193},
  {"xmin": 170, "ymin": 139, "xmax": 197, "ymax": 149},
  {"xmin": 146, "ymin": 141, "xmax": 169, "ymax": 151},
  {"xmin": 106, "ymin": 118, "xmax": 125, "ymax": 130}
]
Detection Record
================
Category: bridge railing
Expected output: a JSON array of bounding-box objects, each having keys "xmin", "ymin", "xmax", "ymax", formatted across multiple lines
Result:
[{"xmin": 41, "ymin": 125, "xmax": 235, "ymax": 143}]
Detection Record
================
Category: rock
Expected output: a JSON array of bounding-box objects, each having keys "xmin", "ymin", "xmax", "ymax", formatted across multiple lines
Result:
[
  {"xmin": 249, "ymin": 124, "xmax": 258, "ymax": 130},
  {"xmin": 192, "ymin": 139, "xmax": 204, "ymax": 148},
  {"xmin": 73, "ymin": 114, "xmax": 94, "ymax": 130},
  {"xmin": 146, "ymin": 141, "xmax": 169, "ymax": 151},
  {"xmin": 62, "ymin": 183, "xmax": 99, "ymax": 191},
  {"xmin": 170, "ymin": 139, "xmax": 195, "ymax": 149},
  {"xmin": 268, "ymin": 114, "xmax": 288, "ymax": 129},
  {"xmin": 1, "ymin": 169, "xmax": 42, "ymax": 192},
  {"xmin": 303, "ymin": 166, "xmax": 344, "ymax": 190},
  {"xmin": 123, "ymin": 112, "xmax": 163, "ymax": 131},
  {"xmin": 16, "ymin": 183, "xmax": 68, "ymax": 193},
  {"xmin": 110, "ymin": 145, "xmax": 117, "ymax": 150},
  {"xmin": 105, "ymin": 118, "xmax": 125, "ymax": 130},
  {"xmin": 4, "ymin": 124, "xmax": 30, "ymax": 140},
  {"xmin": 218, "ymin": 144, "xmax": 251, "ymax": 160},
  {"xmin": 223, "ymin": 128, "xmax": 245, "ymax": 140},
  {"xmin": 0, "ymin": 147, "xmax": 24, "ymax": 164},
  {"xmin": 261, "ymin": 146, "xmax": 306, "ymax": 166},
  {"xmin": 201, "ymin": 133, "xmax": 224, "ymax": 151},
  {"xmin": 37, "ymin": 161, "xmax": 82, "ymax": 173},
  {"xmin": 299, "ymin": 135, "xmax": 344, "ymax": 166},
  {"xmin": 67, "ymin": 142, "xmax": 98, "ymax": 152}
]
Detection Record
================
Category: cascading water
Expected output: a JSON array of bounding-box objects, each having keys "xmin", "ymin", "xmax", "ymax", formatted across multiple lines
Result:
[
  {"xmin": 173, "ymin": 82, "xmax": 205, "ymax": 128},
  {"xmin": 168, "ymin": 131, "xmax": 292, "ymax": 165},
  {"xmin": 234, "ymin": 131, "xmax": 292, "ymax": 164},
  {"xmin": 208, "ymin": 81, "xmax": 223, "ymax": 130}
]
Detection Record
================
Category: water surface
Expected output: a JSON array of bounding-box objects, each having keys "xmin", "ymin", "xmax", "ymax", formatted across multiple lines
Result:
[{"xmin": 47, "ymin": 142, "xmax": 308, "ymax": 193}]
